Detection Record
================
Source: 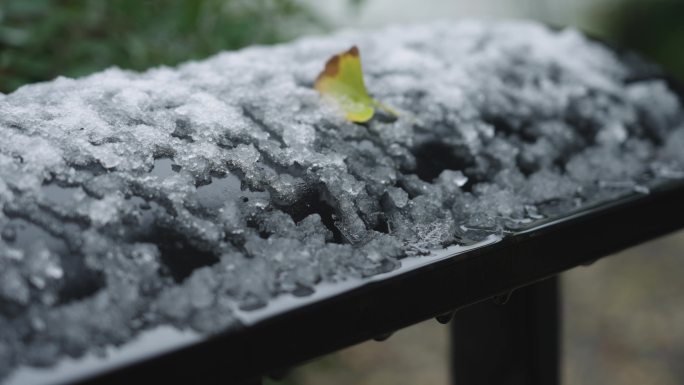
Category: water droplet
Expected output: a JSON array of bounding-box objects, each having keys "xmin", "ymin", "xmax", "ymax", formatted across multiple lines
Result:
[
  {"xmin": 582, "ymin": 259, "xmax": 598, "ymax": 267},
  {"xmin": 268, "ymin": 368, "xmax": 291, "ymax": 381},
  {"xmin": 373, "ymin": 332, "xmax": 393, "ymax": 341},
  {"xmin": 492, "ymin": 291, "xmax": 513, "ymax": 305},
  {"xmin": 435, "ymin": 311, "xmax": 455, "ymax": 324}
]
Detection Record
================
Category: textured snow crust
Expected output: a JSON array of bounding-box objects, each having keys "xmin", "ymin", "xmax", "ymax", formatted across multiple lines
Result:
[{"xmin": 1, "ymin": 20, "xmax": 683, "ymax": 378}]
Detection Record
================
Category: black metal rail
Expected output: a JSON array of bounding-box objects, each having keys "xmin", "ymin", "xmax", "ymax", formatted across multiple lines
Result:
[{"xmin": 61, "ymin": 180, "xmax": 684, "ymax": 384}]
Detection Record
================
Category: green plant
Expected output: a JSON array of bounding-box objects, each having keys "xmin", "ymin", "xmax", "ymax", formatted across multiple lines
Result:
[
  {"xmin": 598, "ymin": 0, "xmax": 684, "ymax": 81},
  {"xmin": 0, "ymin": 0, "xmax": 322, "ymax": 93}
]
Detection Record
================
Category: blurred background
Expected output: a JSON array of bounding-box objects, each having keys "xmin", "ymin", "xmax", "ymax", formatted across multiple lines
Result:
[
  {"xmin": 1, "ymin": 0, "xmax": 684, "ymax": 94},
  {"xmin": 1, "ymin": 0, "xmax": 683, "ymax": 384}
]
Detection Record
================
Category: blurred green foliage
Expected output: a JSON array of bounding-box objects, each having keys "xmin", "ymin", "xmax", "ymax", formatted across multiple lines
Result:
[
  {"xmin": 597, "ymin": 0, "xmax": 684, "ymax": 80},
  {"xmin": 0, "ymin": 0, "xmax": 322, "ymax": 93}
]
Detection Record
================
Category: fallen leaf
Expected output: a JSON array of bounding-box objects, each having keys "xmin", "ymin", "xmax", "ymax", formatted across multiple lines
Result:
[{"xmin": 315, "ymin": 46, "xmax": 397, "ymax": 123}]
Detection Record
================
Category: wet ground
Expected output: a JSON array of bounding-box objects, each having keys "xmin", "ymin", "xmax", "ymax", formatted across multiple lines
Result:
[{"xmin": 281, "ymin": 229, "xmax": 684, "ymax": 385}]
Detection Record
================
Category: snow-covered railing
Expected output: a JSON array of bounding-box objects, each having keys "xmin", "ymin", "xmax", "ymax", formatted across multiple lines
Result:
[{"xmin": 1, "ymin": 20, "xmax": 683, "ymax": 385}]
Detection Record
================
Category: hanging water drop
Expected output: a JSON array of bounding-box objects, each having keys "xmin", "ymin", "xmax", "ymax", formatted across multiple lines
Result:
[
  {"xmin": 436, "ymin": 311, "xmax": 455, "ymax": 324},
  {"xmin": 373, "ymin": 332, "xmax": 394, "ymax": 341},
  {"xmin": 492, "ymin": 290, "xmax": 514, "ymax": 305}
]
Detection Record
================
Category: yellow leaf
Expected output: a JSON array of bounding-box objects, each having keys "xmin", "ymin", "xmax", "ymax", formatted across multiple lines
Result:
[{"xmin": 315, "ymin": 46, "xmax": 397, "ymax": 123}]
